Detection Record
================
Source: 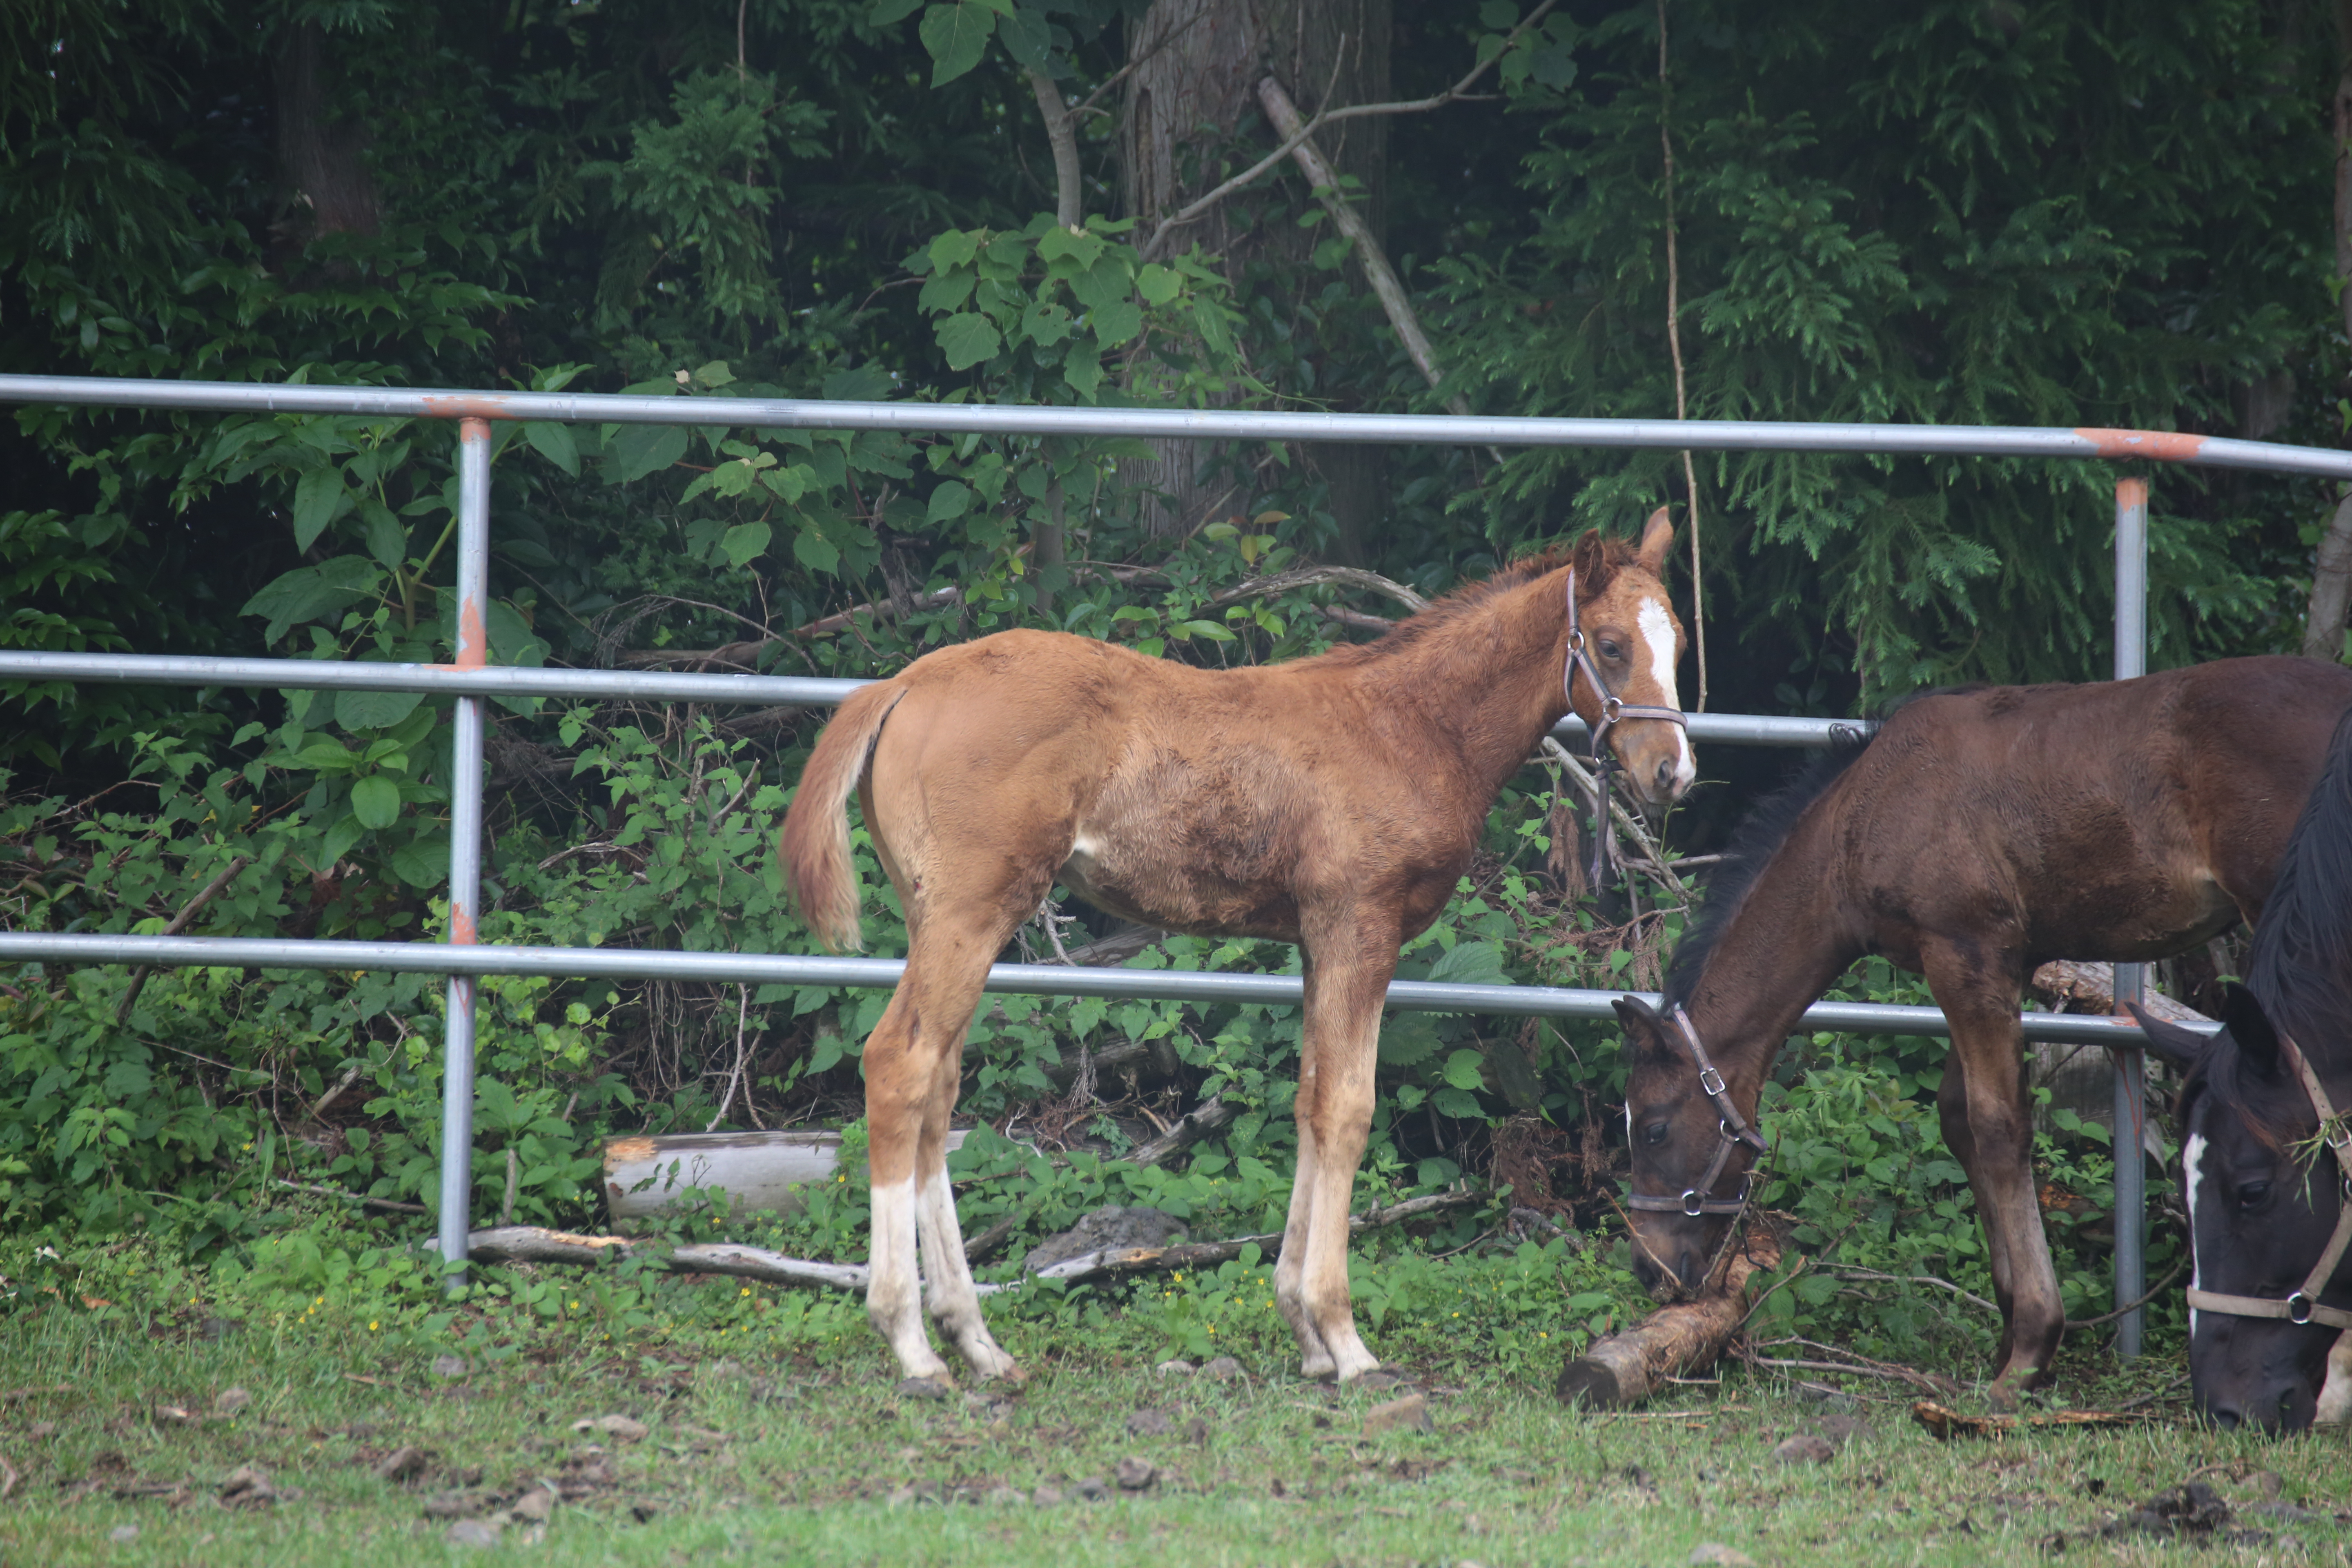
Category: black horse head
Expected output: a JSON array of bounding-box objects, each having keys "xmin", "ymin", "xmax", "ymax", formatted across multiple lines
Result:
[{"xmin": 2137, "ymin": 987, "xmax": 2350, "ymax": 1432}]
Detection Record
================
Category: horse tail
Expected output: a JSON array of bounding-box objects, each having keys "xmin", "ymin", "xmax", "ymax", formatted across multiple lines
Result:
[{"xmin": 780, "ymin": 679, "xmax": 907, "ymax": 953}]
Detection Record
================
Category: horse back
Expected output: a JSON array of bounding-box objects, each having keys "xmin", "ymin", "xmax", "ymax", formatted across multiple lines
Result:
[{"xmin": 1826, "ymin": 657, "xmax": 2352, "ymax": 962}]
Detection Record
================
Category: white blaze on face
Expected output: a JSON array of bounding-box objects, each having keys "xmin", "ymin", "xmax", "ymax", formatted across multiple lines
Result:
[
  {"xmin": 2184, "ymin": 1130, "xmax": 2208, "ymax": 1337},
  {"xmin": 1637, "ymin": 595, "xmax": 1696, "ymax": 794}
]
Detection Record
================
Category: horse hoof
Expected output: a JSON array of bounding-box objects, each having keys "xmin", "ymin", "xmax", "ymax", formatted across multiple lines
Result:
[{"xmin": 1984, "ymin": 1384, "xmax": 2022, "ymax": 1414}]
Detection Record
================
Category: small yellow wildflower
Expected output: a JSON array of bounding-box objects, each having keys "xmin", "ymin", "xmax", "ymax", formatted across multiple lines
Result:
[{"xmin": 369, "ymin": 1320, "xmax": 381, "ymax": 1331}]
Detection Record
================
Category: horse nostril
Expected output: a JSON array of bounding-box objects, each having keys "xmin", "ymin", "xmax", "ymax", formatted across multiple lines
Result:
[
  {"xmin": 1655, "ymin": 759, "xmax": 1675, "ymax": 796},
  {"xmin": 2209, "ymin": 1405, "xmax": 2243, "ymax": 1432}
]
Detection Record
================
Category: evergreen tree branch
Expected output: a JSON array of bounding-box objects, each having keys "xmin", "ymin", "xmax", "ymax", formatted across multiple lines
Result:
[
  {"xmin": 2306, "ymin": 0, "xmax": 2352, "ymax": 662},
  {"xmin": 1658, "ymin": 0, "xmax": 1706, "ymax": 710}
]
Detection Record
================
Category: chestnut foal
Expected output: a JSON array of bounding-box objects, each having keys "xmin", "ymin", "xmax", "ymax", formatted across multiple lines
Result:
[{"xmin": 782, "ymin": 515, "xmax": 1694, "ymax": 1384}]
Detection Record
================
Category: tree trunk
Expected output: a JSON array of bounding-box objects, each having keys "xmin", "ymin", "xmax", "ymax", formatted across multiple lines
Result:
[
  {"xmin": 273, "ymin": 20, "xmax": 382, "ymax": 259},
  {"xmin": 2303, "ymin": 0, "xmax": 2352, "ymax": 662},
  {"xmin": 1120, "ymin": 0, "xmax": 1392, "ymax": 555},
  {"xmin": 1555, "ymin": 1227, "xmax": 1783, "ymax": 1408}
]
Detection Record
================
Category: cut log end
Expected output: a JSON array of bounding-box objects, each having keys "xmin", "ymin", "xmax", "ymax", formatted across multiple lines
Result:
[{"xmin": 1557, "ymin": 1227, "xmax": 1784, "ymax": 1409}]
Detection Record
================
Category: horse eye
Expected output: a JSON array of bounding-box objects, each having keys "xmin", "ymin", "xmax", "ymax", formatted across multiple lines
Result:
[
  {"xmin": 1642, "ymin": 1121, "xmax": 1669, "ymax": 1147},
  {"xmin": 2237, "ymin": 1181, "xmax": 2271, "ymax": 1209},
  {"xmin": 1599, "ymin": 639, "xmax": 1625, "ymax": 661}
]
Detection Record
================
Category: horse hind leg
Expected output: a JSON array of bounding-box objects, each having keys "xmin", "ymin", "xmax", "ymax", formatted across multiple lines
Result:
[
  {"xmin": 1273, "ymin": 1091, "xmax": 1336, "ymax": 1377},
  {"xmin": 915, "ymin": 1022, "xmax": 1019, "ymax": 1381}
]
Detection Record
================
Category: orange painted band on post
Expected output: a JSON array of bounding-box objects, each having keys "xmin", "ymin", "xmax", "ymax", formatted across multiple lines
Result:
[
  {"xmin": 456, "ymin": 419, "xmax": 492, "ymax": 672},
  {"xmin": 2116, "ymin": 477, "xmax": 2149, "ymax": 508},
  {"xmin": 2074, "ymin": 429, "xmax": 2209, "ymax": 463},
  {"xmin": 421, "ymin": 394, "xmax": 526, "ymax": 419}
]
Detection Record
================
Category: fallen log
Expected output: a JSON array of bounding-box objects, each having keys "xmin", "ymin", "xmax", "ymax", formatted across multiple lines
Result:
[
  {"xmin": 1909, "ymin": 1401, "xmax": 2147, "ymax": 1440},
  {"xmin": 601, "ymin": 1129, "xmax": 969, "ymax": 1223},
  {"xmin": 463, "ymin": 1189, "xmax": 1485, "ymax": 1294},
  {"xmin": 1556, "ymin": 1227, "xmax": 1784, "ymax": 1409}
]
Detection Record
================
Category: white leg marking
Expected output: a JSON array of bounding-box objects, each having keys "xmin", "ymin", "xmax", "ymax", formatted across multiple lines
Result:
[
  {"xmin": 869, "ymin": 1177, "xmax": 949, "ymax": 1380},
  {"xmin": 1638, "ymin": 596, "xmax": 1695, "ymax": 793},
  {"xmin": 2183, "ymin": 1131, "xmax": 2207, "ymax": 1340},
  {"xmin": 915, "ymin": 1166, "xmax": 1018, "ymax": 1379}
]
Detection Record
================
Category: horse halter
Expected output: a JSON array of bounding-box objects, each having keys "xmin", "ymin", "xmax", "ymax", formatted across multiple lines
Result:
[
  {"xmin": 1563, "ymin": 568, "xmax": 1688, "ymax": 889},
  {"xmin": 2185, "ymin": 1032, "xmax": 2352, "ymax": 1333},
  {"xmin": 1626, "ymin": 1004, "xmax": 1771, "ymax": 1219}
]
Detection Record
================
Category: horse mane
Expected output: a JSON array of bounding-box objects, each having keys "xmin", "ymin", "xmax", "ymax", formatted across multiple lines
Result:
[
  {"xmin": 2187, "ymin": 704, "xmax": 2352, "ymax": 1136},
  {"xmin": 1321, "ymin": 534, "xmax": 1639, "ymax": 666},
  {"xmin": 1663, "ymin": 725, "xmax": 1877, "ymax": 1005}
]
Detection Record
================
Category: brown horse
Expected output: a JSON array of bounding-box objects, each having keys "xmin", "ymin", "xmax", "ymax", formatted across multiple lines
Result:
[
  {"xmin": 1615, "ymin": 657, "xmax": 2352, "ymax": 1405},
  {"xmin": 783, "ymin": 513, "xmax": 1693, "ymax": 1384}
]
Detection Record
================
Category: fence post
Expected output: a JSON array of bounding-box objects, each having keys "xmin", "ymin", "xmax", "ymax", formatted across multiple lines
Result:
[
  {"xmin": 438, "ymin": 417, "xmax": 492, "ymax": 1288},
  {"xmin": 2111, "ymin": 476, "xmax": 2149, "ymax": 1356}
]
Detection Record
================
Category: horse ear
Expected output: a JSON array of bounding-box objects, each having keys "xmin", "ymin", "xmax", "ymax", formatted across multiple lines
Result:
[
  {"xmin": 1613, "ymin": 995, "xmax": 1663, "ymax": 1040},
  {"xmin": 2125, "ymin": 1002, "xmax": 2210, "ymax": 1071},
  {"xmin": 1636, "ymin": 506, "xmax": 1675, "ymax": 575},
  {"xmin": 2217, "ymin": 981, "xmax": 2284, "ymax": 1074},
  {"xmin": 1570, "ymin": 528, "xmax": 1613, "ymax": 592}
]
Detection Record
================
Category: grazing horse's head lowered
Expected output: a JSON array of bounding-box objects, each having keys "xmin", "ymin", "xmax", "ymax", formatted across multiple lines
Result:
[{"xmin": 2129, "ymin": 706, "xmax": 2352, "ymax": 1432}]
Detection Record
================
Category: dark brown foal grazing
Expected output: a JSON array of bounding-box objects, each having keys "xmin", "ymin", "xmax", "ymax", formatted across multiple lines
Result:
[
  {"xmin": 1616, "ymin": 657, "xmax": 2352, "ymax": 1406},
  {"xmin": 783, "ymin": 514, "xmax": 1693, "ymax": 1385}
]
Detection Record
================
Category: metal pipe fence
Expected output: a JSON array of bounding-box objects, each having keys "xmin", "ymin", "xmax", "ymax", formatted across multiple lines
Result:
[{"xmin": 0, "ymin": 372, "xmax": 2289, "ymax": 1310}]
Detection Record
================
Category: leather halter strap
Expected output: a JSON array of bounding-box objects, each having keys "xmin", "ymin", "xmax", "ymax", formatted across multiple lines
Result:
[
  {"xmin": 1563, "ymin": 568, "xmax": 1688, "ymax": 890},
  {"xmin": 2184, "ymin": 1031, "xmax": 2352, "ymax": 1333},
  {"xmin": 1563, "ymin": 568, "xmax": 1688, "ymax": 759},
  {"xmin": 1626, "ymin": 1004, "xmax": 1771, "ymax": 1218}
]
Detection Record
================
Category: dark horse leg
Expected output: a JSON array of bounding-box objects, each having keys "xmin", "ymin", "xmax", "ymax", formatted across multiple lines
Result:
[{"xmin": 1924, "ymin": 940, "xmax": 2063, "ymax": 1408}]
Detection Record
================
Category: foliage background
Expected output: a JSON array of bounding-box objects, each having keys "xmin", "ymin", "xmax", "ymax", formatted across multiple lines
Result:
[{"xmin": 2, "ymin": 0, "xmax": 2332, "ymax": 1368}]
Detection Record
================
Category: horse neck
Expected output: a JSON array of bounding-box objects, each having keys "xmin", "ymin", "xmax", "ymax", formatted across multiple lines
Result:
[
  {"xmin": 1366, "ymin": 567, "xmax": 1572, "ymax": 795},
  {"xmin": 1677, "ymin": 808, "xmax": 1862, "ymax": 1098}
]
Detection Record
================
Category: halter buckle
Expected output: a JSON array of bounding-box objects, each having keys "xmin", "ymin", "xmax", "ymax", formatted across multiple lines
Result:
[
  {"xmin": 1679, "ymin": 1189, "xmax": 1706, "ymax": 1218},
  {"xmin": 1567, "ymin": 628, "xmax": 1586, "ymax": 655},
  {"xmin": 2288, "ymin": 1291, "xmax": 2317, "ymax": 1325},
  {"xmin": 1698, "ymin": 1066, "xmax": 1727, "ymax": 1099}
]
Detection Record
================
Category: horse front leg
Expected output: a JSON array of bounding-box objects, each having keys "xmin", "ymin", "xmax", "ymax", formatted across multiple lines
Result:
[
  {"xmin": 1275, "ymin": 927, "xmax": 1395, "ymax": 1383},
  {"xmin": 1926, "ymin": 950, "xmax": 2064, "ymax": 1408}
]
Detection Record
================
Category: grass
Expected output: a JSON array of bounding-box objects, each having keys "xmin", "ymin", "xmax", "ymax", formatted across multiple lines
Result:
[{"xmin": 4, "ymin": 1298, "xmax": 2346, "ymax": 1568}]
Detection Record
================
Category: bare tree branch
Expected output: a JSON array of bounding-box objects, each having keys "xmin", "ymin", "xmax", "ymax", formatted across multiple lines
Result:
[
  {"xmin": 1024, "ymin": 66, "xmax": 1083, "ymax": 230},
  {"xmin": 1139, "ymin": 0, "xmax": 1561, "ymax": 262}
]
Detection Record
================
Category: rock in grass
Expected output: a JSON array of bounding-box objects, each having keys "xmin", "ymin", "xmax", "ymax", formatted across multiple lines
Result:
[
  {"xmin": 1199, "ymin": 1356, "xmax": 1248, "ymax": 1381},
  {"xmin": 1155, "ymin": 1359, "xmax": 1196, "ymax": 1376},
  {"xmin": 1689, "ymin": 1545, "xmax": 1758, "ymax": 1567},
  {"xmin": 511, "ymin": 1488, "xmax": 556, "ymax": 1522},
  {"xmin": 571, "ymin": 1414, "xmax": 649, "ymax": 1441},
  {"xmin": 1772, "ymin": 1434, "xmax": 1836, "ymax": 1466},
  {"xmin": 109, "ymin": 1525, "xmax": 139, "ymax": 1544},
  {"xmin": 446, "ymin": 1518, "xmax": 504, "ymax": 1548},
  {"xmin": 1363, "ymin": 1393, "xmax": 1433, "ymax": 1435},
  {"xmin": 374, "ymin": 1446, "xmax": 428, "ymax": 1483},
  {"xmin": 1030, "ymin": 1484, "xmax": 1066, "ymax": 1506},
  {"xmin": 219, "ymin": 1464, "xmax": 277, "ymax": 1506},
  {"xmin": 1126, "ymin": 1409, "xmax": 1173, "ymax": 1437},
  {"xmin": 431, "ymin": 1354, "xmax": 468, "ymax": 1381},
  {"xmin": 212, "ymin": 1386, "xmax": 252, "ymax": 1416},
  {"xmin": 1074, "ymin": 1477, "xmax": 1112, "ymax": 1501},
  {"xmin": 1114, "ymin": 1457, "xmax": 1157, "ymax": 1491}
]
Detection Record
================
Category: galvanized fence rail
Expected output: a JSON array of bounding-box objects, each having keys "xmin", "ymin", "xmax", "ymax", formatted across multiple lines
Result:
[{"xmin": 7, "ymin": 375, "xmax": 2304, "ymax": 1343}]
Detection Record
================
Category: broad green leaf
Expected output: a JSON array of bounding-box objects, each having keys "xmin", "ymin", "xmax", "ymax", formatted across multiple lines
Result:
[
  {"xmin": 606, "ymin": 423, "xmax": 688, "ymax": 484},
  {"xmin": 320, "ymin": 812, "xmax": 367, "ymax": 867},
  {"xmin": 692, "ymin": 360, "xmax": 735, "ymax": 387},
  {"xmin": 1441, "ymin": 1048, "xmax": 1488, "ymax": 1093},
  {"xmin": 918, "ymin": 2, "xmax": 995, "ymax": 85},
  {"xmin": 1036, "ymin": 225, "xmax": 1106, "ymax": 268},
  {"xmin": 934, "ymin": 311, "xmax": 1003, "ymax": 371},
  {"xmin": 1430, "ymin": 1087, "xmax": 1483, "ymax": 1120},
  {"xmin": 794, "ymin": 526, "xmax": 842, "ymax": 575},
  {"xmin": 1089, "ymin": 296, "xmax": 1142, "ymax": 347},
  {"xmin": 350, "ymin": 774, "xmax": 402, "ymax": 830},
  {"xmin": 1426, "ymin": 939, "xmax": 1512, "ymax": 988},
  {"xmin": 1376, "ymin": 1013, "xmax": 1443, "ymax": 1067},
  {"xmin": 757, "ymin": 464, "xmax": 811, "ymax": 503},
  {"xmin": 926, "ymin": 480, "xmax": 973, "ymax": 524},
  {"xmin": 998, "ymin": 4, "xmax": 1049, "ymax": 66},
  {"xmin": 238, "ymin": 556, "xmax": 383, "ymax": 645},
  {"xmin": 334, "ymin": 689, "xmax": 425, "ymax": 733},
  {"xmin": 522, "ymin": 420, "xmax": 579, "ymax": 476},
  {"xmin": 1478, "ymin": 0, "xmax": 1516, "ymax": 26},
  {"xmin": 388, "ymin": 837, "xmax": 448, "ymax": 889},
  {"xmin": 292, "ymin": 466, "xmax": 350, "ymax": 553},
  {"xmin": 1060, "ymin": 337, "xmax": 1104, "ymax": 398},
  {"xmin": 720, "ymin": 521, "xmax": 772, "ymax": 568},
  {"xmin": 1069, "ymin": 253, "xmax": 1132, "ymax": 312},
  {"xmin": 1020, "ymin": 298, "xmax": 1074, "ymax": 345},
  {"xmin": 928, "ymin": 229, "xmax": 981, "ymax": 272},
  {"xmin": 360, "ymin": 500, "xmax": 407, "ymax": 570},
  {"xmin": 1135, "ymin": 263, "xmax": 1182, "ymax": 305},
  {"xmin": 918, "ymin": 270, "xmax": 977, "ymax": 313}
]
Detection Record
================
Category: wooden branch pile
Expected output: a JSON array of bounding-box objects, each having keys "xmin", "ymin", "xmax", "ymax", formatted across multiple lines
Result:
[{"xmin": 464, "ymin": 1189, "xmax": 1483, "ymax": 1295}]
